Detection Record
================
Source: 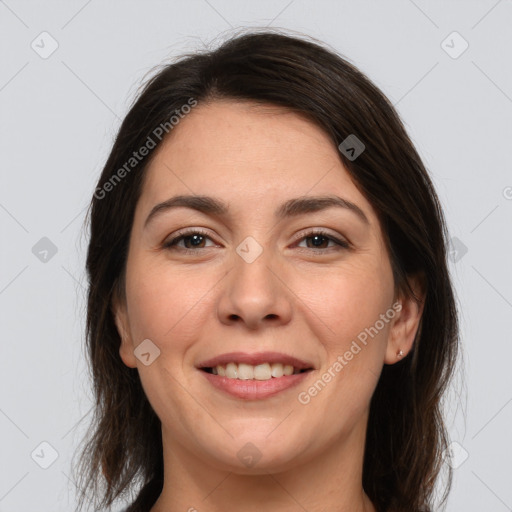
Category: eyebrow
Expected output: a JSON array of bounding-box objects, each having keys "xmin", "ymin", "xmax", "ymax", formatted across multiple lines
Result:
[{"xmin": 144, "ymin": 194, "xmax": 370, "ymax": 228}]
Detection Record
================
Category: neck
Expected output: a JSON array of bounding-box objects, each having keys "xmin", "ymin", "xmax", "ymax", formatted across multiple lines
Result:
[{"xmin": 150, "ymin": 412, "xmax": 376, "ymax": 512}]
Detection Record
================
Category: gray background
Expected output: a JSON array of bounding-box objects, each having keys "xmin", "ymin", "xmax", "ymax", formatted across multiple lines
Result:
[{"xmin": 1, "ymin": 1, "xmax": 511, "ymax": 511}]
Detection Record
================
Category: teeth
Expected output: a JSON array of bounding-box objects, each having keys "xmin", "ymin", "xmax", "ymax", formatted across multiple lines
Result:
[
  {"xmin": 211, "ymin": 362, "xmax": 306, "ymax": 380},
  {"xmin": 254, "ymin": 363, "xmax": 271, "ymax": 380},
  {"xmin": 225, "ymin": 362, "xmax": 238, "ymax": 379},
  {"xmin": 237, "ymin": 363, "xmax": 254, "ymax": 380},
  {"xmin": 270, "ymin": 363, "xmax": 284, "ymax": 378}
]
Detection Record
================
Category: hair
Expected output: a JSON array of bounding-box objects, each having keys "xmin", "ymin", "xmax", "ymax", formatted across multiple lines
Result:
[{"xmin": 74, "ymin": 28, "xmax": 460, "ymax": 512}]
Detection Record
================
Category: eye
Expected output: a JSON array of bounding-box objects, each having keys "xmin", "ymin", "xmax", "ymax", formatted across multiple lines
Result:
[
  {"xmin": 162, "ymin": 229, "xmax": 217, "ymax": 252},
  {"xmin": 295, "ymin": 230, "xmax": 350, "ymax": 252},
  {"xmin": 162, "ymin": 228, "xmax": 350, "ymax": 254}
]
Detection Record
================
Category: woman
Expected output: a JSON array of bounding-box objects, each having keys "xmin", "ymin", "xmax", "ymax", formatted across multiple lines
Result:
[{"xmin": 74, "ymin": 29, "xmax": 460, "ymax": 512}]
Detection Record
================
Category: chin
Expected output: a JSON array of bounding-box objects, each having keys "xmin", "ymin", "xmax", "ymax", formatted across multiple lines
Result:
[{"xmin": 196, "ymin": 434, "xmax": 309, "ymax": 474}]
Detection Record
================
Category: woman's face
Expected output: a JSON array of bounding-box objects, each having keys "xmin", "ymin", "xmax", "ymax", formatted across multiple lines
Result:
[{"xmin": 114, "ymin": 100, "xmax": 409, "ymax": 473}]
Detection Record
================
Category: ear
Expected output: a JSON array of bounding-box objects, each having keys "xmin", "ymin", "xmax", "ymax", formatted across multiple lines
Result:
[
  {"xmin": 111, "ymin": 284, "xmax": 137, "ymax": 369},
  {"xmin": 384, "ymin": 273, "xmax": 426, "ymax": 365}
]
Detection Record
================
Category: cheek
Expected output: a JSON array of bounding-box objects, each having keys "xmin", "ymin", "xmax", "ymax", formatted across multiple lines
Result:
[
  {"xmin": 125, "ymin": 257, "xmax": 218, "ymax": 345},
  {"xmin": 295, "ymin": 270, "xmax": 393, "ymax": 426},
  {"xmin": 302, "ymin": 257, "xmax": 394, "ymax": 345},
  {"xmin": 123, "ymin": 259, "xmax": 218, "ymax": 427}
]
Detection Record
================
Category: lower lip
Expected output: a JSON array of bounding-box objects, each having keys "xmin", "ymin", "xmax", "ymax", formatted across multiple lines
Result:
[{"xmin": 200, "ymin": 370, "xmax": 312, "ymax": 400}]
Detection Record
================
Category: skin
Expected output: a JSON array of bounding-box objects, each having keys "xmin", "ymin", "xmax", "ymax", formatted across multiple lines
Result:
[{"xmin": 113, "ymin": 100, "xmax": 424, "ymax": 512}]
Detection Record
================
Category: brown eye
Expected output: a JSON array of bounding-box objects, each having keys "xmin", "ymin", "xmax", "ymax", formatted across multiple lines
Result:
[
  {"xmin": 296, "ymin": 230, "xmax": 350, "ymax": 251},
  {"xmin": 163, "ymin": 229, "xmax": 216, "ymax": 251}
]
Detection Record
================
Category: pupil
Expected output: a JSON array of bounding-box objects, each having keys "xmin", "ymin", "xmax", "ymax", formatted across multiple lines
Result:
[
  {"xmin": 310, "ymin": 235, "xmax": 326, "ymax": 248},
  {"xmin": 190, "ymin": 235, "xmax": 203, "ymax": 246}
]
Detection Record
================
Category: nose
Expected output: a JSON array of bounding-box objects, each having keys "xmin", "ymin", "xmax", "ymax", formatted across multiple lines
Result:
[{"xmin": 216, "ymin": 248, "xmax": 293, "ymax": 331}]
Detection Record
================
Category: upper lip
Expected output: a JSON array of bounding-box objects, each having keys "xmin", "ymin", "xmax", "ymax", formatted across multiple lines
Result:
[{"xmin": 197, "ymin": 351, "xmax": 315, "ymax": 370}]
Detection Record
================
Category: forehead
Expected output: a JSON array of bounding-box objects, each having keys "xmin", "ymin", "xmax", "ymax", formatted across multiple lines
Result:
[
  {"xmin": 137, "ymin": 100, "xmax": 378, "ymax": 224},
  {"xmin": 155, "ymin": 100, "xmax": 336, "ymax": 164}
]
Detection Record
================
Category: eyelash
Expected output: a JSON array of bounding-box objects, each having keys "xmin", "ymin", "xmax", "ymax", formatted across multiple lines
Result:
[{"xmin": 162, "ymin": 228, "xmax": 350, "ymax": 254}]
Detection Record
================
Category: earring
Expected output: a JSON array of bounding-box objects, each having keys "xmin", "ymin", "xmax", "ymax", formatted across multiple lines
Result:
[{"xmin": 397, "ymin": 349, "xmax": 404, "ymax": 358}]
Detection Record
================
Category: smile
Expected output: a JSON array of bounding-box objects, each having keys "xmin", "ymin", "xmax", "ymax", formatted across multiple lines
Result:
[
  {"xmin": 202, "ymin": 362, "xmax": 309, "ymax": 380},
  {"xmin": 197, "ymin": 351, "xmax": 315, "ymax": 399}
]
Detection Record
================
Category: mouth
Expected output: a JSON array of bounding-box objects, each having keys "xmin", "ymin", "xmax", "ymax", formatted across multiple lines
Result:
[
  {"xmin": 200, "ymin": 363, "xmax": 311, "ymax": 379},
  {"xmin": 196, "ymin": 352, "xmax": 315, "ymax": 400}
]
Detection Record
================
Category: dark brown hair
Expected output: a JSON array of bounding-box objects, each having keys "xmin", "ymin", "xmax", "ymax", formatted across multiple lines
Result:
[{"xmin": 74, "ymin": 28, "xmax": 460, "ymax": 512}]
